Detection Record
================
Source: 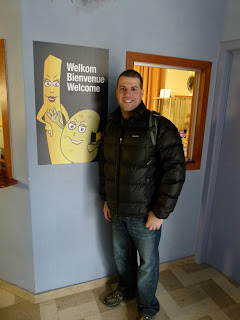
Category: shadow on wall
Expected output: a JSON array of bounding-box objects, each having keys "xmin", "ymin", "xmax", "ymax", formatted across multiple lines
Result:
[
  {"xmin": 86, "ymin": 160, "xmax": 117, "ymax": 276},
  {"xmin": 49, "ymin": 0, "xmax": 115, "ymax": 13}
]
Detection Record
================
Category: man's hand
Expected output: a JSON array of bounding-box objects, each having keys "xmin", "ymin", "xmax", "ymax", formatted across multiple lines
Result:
[
  {"xmin": 103, "ymin": 201, "xmax": 111, "ymax": 222},
  {"xmin": 145, "ymin": 211, "xmax": 163, "ymax": 230}
]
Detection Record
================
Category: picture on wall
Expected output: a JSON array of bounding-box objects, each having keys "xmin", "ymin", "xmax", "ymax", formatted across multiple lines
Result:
[{"xmin": 33, "ymin": 41, "xmax": 108, "ymax": 165}]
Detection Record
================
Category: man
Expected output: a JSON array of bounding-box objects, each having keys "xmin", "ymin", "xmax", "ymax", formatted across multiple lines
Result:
[{"xmin": 99, "ymin": 70, "xmax": 185, "ymax": 320}]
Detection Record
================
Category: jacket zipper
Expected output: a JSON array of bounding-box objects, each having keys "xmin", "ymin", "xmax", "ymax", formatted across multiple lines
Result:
[{"xmin": 115, "ymin": 129, "xmax": 124, "ymax": 216}]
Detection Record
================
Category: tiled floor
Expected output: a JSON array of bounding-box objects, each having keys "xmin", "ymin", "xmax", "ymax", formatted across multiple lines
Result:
[{"xmin": 0, "ymin": 258, "xmax": 240, "ymax": 320}]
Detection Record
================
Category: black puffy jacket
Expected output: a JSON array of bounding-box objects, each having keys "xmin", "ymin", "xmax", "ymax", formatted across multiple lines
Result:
[{"xmin": 99, "ymin": 102, "xmax": 185, "ymax": 219}]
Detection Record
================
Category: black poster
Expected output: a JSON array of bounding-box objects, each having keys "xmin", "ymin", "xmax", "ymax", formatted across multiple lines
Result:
[{"xmin": 33, "ymin": 41, "xmax": 108, "ymax": 165}]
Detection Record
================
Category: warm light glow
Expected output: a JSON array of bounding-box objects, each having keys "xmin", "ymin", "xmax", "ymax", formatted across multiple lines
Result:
[{"xmin": 160, "ymin": 89, "xmax": 171, "ymax": 98}]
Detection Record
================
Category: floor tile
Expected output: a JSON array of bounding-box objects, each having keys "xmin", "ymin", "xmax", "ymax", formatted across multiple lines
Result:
[
  {"xmin": 101, "ymin": 302, "xmax": 137, "ymax": 320},
  {"xmin": 169, "ymin": 283, "xmax": 208, "ymax": 308},
  {"xmin": 58, "ymin": 300, "xmax": 100, "ymax": 320},
  {"xmin": 0, "ymin": 289, "xmax": 15, "ymax": 308},
  {"xmin": 155, "ymin": 305, "xmax": 170, "ymax": 320},
  {"xmin": 221, "ymin": 275, "xmax": 240, "ymax": 288},
  {"xmin": 157, "ymin": 292, "xmax": 180, "ymax": 319},
  {"xmin": 0, "ymin": 258, "xmax": 238, "ymax": 320},
  {"xmin": 82, "ymin": 316, "xmax": 103, "ymax": 320},
  {"xmin": 172, "ymin": 266, "xmax": 219, "ymax": 287},
  {"xmin": 92, "ymin": 285, "xmax": 116, "ymax": 313},
  {"xmin": 40, "ymin": 300, "xmax": 58, "ymax": 320},
  {"xmin": 159, "ymin": 269, "xmax": 184, "ymax": 292},
  {"xmin": 201, "ymin": 279, "xmax": 236, "ymax": 309},
  {"xmin": 174, "ymin": 298, "xmax": 230, "ymax": 320},
  {"xmin": 181, "ymin": 263, "xmax": 210, "ymax": 274},
  {"xmin": 223, "ymin": 303, "xmax": 240, "ymax": 320},
  {"xmin": 213, "ymin": 274, "xmax": 240, "ymax": 303},
  {"xmin": 0, "ymin": 301, "xmax": 41, "ymax": 320},
  {"xmin": 159, "ymin": 257, "xmax": 195, "ymax": 272},
  {"xmin": 56, "ymin": 289, "xmax": 95, "ymax": 311}
]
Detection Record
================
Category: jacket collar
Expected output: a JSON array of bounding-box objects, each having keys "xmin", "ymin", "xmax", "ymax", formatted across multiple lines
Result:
[{"xmin": 110, "ymin": 101, "xmax": 146, "ymax": 124}]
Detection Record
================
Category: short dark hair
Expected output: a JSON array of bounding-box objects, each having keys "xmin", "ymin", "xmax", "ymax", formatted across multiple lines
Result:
[{"xmin": 117, "ymin": 69, "xmax": 143, "ymax": 89}]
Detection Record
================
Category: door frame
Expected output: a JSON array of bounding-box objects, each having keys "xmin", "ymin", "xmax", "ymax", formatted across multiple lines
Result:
[{"xmin": 196, "ymin": 39, "xmax": 240, "ymax": 263}]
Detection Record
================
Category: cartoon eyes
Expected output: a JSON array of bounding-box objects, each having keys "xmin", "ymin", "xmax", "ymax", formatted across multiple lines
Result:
[
  {"xmin": 68, "ymin": 122, "xmax": 87, "ymax": 133},
  {"xmin": 44, "ymin": 80, "xmax": 60, "ymax": 87},
  {"xmin": 44, "ymin": 81, "xmax": 51, "ymax": 87},
  {"xmin": 78, "ymin": 125, "xmax": 86, "ymax": 133},
  {"xmin": 68, "ymin": 122, "xmax": 76, "ymax": 130}
]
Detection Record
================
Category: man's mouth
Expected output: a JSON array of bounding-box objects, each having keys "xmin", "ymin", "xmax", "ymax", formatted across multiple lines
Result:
[
  {"xmin": 48, "ymin": 96, "xmax": 56, "ymax": 102},
  {"xmin": 68, "ymin": 137, "xmax": 83, "ymax": 145}
]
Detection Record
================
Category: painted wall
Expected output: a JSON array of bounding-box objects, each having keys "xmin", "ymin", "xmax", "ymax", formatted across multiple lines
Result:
[
  {"xmin": 165, "ymin": 69, "xmax": 194, "ymax": 97},
  {"xmin": 0, "ymin": 0, "xmax": 34, "ymax": 292},
  {"xmin": 221, "ymin": 0, "xmax": 240, "ymax": 41},
  {"xmin": 206, "ymin": 51, "xmax": 240, "ymax": 282},
  {"xmin": 0, "ymin": 0, "xmax": 225, "ymax": 293},
  {"xmin": 202, "ymin": 0, "xmax": 240, "ymax": 282}
]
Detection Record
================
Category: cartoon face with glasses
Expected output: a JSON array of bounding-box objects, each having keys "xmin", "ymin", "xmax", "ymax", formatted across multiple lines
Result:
[
  {"xmin": 43, "ymin": 77, "xmax": 60, "ymax": 103},
  {"xmin": 47, "ymin": 108, "xmax": 101, "ymax": 163},
  {"xmin": 60, "ymin": 109, "xmax": 101, "ymax": 163}
]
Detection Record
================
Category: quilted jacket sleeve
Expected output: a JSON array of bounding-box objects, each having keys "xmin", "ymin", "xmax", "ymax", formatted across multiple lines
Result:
[
  {"xmin": 99, "ymin": 135, "xmax": 106, "ymax": 202},
  {"xmin": 99, "ymin": 118, "xmax": 114, "ymax": 202},
  {"xmin": 151, "ymin": 117, "xmax": 186, "ymax": 219}
]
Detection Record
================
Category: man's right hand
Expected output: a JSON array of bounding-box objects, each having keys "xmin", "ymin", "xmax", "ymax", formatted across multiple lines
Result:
[{"xmin": 103, "ymin": 201, "xmax": 111, "ymax": 222}]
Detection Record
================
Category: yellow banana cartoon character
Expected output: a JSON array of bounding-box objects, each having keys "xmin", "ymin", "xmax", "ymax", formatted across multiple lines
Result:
[{"xmin": 37, "ymin": 55, "xmax": 69, "ymax": 164}]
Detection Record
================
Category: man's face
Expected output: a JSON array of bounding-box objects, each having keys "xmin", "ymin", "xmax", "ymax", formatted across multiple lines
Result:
[{"xmin": 116, "ymin": 76, "xmax": 143, "ymax": 118}]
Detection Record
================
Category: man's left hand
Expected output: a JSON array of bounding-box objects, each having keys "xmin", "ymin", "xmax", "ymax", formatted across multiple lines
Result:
[{"xmin": 145, "ymin": 211, "xmax": 163, "ymax": 230}]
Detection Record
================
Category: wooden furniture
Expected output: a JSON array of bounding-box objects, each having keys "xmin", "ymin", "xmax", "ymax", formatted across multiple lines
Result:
[{"xmin": 0, "ymin": 39, "xmax": 18, "ymax": 188}]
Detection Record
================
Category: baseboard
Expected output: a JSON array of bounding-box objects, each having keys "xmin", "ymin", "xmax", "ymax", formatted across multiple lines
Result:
[
  {"xmin": 0, "ymin": 256, "xmax": 194, "ymax": 304},
  {"xmin": 0, "ymin": 274, "xmax": 118, "ymax": 304}
]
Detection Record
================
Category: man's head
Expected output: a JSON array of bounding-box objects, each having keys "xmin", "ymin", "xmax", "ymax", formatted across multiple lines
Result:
[
  {"xmin": 117, "ymin": 70, "xmax": 143, "ymax": 89},
  {"xmin": 116, "ymin": 70, "xmax": 144, "ymax": 118}
]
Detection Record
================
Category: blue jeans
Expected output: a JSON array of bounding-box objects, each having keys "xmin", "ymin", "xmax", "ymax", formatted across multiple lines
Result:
[{"xmin": 111, "ymin": 215, "xmax": 161, "ymax": 317}]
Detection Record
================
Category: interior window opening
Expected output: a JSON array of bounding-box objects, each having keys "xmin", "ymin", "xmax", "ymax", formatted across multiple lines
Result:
[{"xmin": 134, "ymin": 63, "xmax": 200, "ymax": 161}]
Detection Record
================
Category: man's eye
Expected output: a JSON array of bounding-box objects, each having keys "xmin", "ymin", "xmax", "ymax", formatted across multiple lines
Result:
[
  {"xmin": 44, "ymin": 81, "xmax": 51, "ymax": 87},
  {"xmin": 68, "ymin": 122, "xmax": 76, "ymax": 130},
  {"xmin": 78, "ymin": 125, "xmax": 86, "ymax": 133},
  {"xmin": 53, "ymin": 81, "xmax": 60, "ymax": 87}
]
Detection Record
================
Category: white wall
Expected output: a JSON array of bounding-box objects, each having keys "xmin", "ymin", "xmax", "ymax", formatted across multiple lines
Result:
[
  {"xmin": 0, "ymin": 0, "xmax": 226, "ymax": 294},
  {"xmin": 0, "ymin": 0, "xmax": 34, "ymax": 292}
]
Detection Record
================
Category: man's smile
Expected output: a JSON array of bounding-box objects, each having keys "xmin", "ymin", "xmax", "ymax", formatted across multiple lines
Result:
[{"xmin": 123, "ymin": 99, "xmax": 133, "ymax": 103}]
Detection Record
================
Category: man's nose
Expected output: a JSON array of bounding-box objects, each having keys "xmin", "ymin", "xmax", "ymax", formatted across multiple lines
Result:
[{"xmin": 124, "ymin": 89, "xmax": 131, "ymax": 95}]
